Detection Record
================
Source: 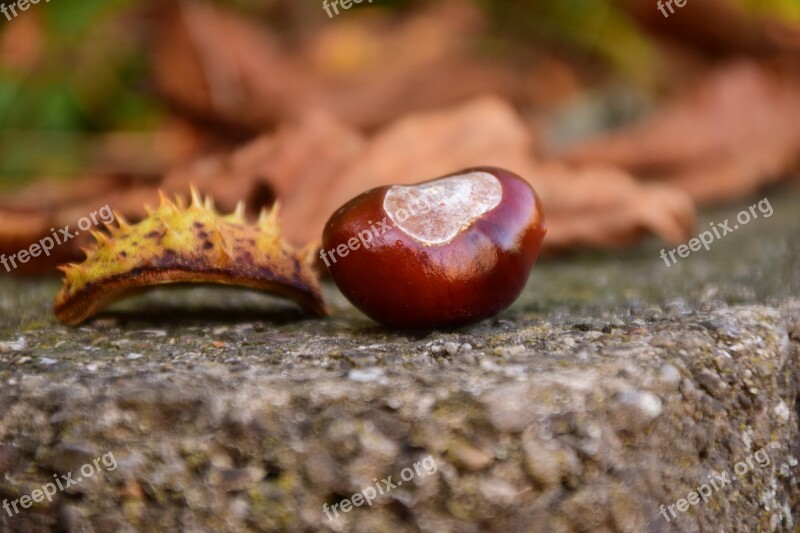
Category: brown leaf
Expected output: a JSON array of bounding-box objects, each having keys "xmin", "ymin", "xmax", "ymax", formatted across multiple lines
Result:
[
  {"xmin": 565, "ymin": 61, "xmax": 800, "ymax": 202},
  {"xmin": 532, "ymin": 162, "xmax": 696, "ymax": 251},
  {"xmin": 148, "ymin": 1, "xmax": 557, "ymax": 132},
  {"xmin": 270, "ymin": 97, "xmax": 695, "ymax": 252},
  {"xmin": 2, "ymin": 99, "xmax": 696, "ymax": 275},
  {"xmin": 150, "ymin": 1, "xmax": 306, "ymax": 133},
  {"xmin": 622, "ymin": 0, "xmax": 800, "ymax": 57}
]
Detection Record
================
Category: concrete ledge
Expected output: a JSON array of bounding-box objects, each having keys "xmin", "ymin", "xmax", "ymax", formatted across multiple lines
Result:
[{"xmin": 1, "ymin": 303, "xmax": 798, "ymax": 532}]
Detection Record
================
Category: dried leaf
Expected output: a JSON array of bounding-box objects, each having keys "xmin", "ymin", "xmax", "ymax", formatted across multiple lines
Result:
[
  {"xmin": 6, "ymin": 99, "xmax": 697, "ymax": 276},
  {"xmin": 269, "ymin": 97, "xmax": 696, "ymax": 251},
  {"xmin": 622, "ymin": 0, "xmax": 800, "ymax": 56},
  {"xmin": 149, "ymin": 1, "xmax": 548, "ymax": 131},
  {"xmin": 532, "ymin": 162, "xmax": 696, "ymax": 251},
  {"xmin": 566, "ymin": 61, "xmax": 800, "ymax": 202}
]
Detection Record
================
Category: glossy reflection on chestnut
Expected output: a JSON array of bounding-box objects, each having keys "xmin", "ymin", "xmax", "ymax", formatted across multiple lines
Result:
[{"xmin": 322, "ymin": 167, "xmax": 547, "ymax": 328}]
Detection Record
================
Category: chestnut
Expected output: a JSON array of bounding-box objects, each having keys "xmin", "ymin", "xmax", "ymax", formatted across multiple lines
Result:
[{"xmin": 321, "ymin": 167, "xmax": 546, "ymax": 329}]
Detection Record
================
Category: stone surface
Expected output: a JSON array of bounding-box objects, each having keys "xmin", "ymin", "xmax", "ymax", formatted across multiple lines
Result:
[{"xmin": 0, "ymin": 186, "xmax": 799, "ymax": 532}]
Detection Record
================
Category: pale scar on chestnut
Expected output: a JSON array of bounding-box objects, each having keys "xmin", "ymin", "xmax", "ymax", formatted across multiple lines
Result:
[
  {"xmin": 383, "ymin": 171, "xmax": 503, "ymax": 245},
  {"xmin": 53, "ymin": 188, "xmax": 328, "ymax": 325}
]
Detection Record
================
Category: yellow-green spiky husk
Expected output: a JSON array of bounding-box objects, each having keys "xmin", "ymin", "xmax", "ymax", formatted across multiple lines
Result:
[{"xmin": 54, "ymin": 188, "xmax": 327, "ymax": 325}]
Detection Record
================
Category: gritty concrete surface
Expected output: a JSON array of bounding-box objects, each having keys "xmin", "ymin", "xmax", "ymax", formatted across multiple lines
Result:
[{"xmin": 0, "ymin": 186, "xmax": 798, "ymax": 532}]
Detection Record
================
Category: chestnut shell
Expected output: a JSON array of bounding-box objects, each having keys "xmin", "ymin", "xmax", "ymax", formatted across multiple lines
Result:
[{"xmin": 322, "ymin": 167, "xmax": 546, "ymax": 328}]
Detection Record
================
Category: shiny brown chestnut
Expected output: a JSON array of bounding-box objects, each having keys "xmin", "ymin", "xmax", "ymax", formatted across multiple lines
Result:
[{"xmin": 321, "ymin": 167, "xmax": 546, "ymax": 328}]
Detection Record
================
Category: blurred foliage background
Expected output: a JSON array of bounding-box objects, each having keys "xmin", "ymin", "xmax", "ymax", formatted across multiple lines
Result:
[
  {"xmin": 1, "ymin": 0, "xmax": 799, "ymax": 187},
  {"xmin": 0, "ymin": 0, "xmax": 155, "ymax": 183}
]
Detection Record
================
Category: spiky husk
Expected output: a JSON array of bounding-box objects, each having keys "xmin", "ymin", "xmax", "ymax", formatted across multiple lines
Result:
[{"xmin": 54, "ymin": 188, "xmax": 327, "ymax": 325}]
